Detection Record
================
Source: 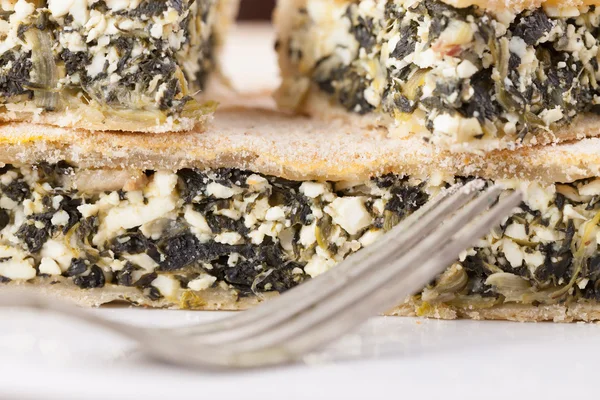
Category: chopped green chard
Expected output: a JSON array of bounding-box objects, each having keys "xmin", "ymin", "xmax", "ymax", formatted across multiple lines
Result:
[
  {"xmin": 0, "ymin": 0, "xmax": 223, "ymax": 130},
  {"xmin": 1, "ymin": 162, "xmax": 600, "ymax": 309},
  {"xmin": 278, "ymin": 0, "xmax": 600, "ymax": 144}
]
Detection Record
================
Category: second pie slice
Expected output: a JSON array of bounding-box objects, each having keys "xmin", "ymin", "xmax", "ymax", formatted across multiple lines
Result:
[
  {"xmin": 275, "ymin": 0, "xmax": 600, "ymax": 151},
  {"xmin": 0, "ymin": 0, "xmax": 238, "ymax": 133}
]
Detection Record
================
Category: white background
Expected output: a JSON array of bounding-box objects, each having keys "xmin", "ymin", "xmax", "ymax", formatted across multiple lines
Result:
[{"xmin": 1, "ymin": 24, "xmax": 599, "ymax": 400}]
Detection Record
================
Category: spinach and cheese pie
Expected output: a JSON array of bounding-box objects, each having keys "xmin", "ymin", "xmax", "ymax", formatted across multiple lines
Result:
[
  {"xmin": 275, "ymin": 0, "xmax": 600, "ymax": 151},
  {"xmin": 3, "ymin": 100, "xmax": 600, "ymax": 323},
  {"xmin": 0, "ymin": 0, "xmax": 238, "ymax": 133}
]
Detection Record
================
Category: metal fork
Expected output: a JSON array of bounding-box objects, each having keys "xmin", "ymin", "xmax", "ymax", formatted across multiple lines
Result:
[{"xmin": 0, "ymin": 181, "xmax": 522, "ymax": 369}]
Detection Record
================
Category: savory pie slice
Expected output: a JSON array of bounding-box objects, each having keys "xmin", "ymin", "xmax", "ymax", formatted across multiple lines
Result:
[
  {"xmin": 0, "ymin": 0, "xmax": 238, "ymax": 133},
  {"xmin": 275, "ymin": 0, "xmax": 600, "ymax": 151},
  {"xmin": 2, "ymin": 97, "xmax": 600, "ymax": 322}
]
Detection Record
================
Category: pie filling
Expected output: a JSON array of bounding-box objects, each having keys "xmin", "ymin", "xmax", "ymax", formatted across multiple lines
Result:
[
  {"xmin": 0, "ymin": 0, "xmax": 220, "ymax": 130},
  {"xmin": 0, "ymin": 162, "xmax": 599, "ymax": 311},
  {"xmin": 278, "ymin": 0, "xmax": 600, "ymax": 145}
]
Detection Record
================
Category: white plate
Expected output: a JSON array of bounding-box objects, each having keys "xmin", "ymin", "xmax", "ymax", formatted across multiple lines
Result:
[
  {"xmin": 2, "ymin": 25, "xmax": 599, "ymax": 400},
  {"xmin": 1, "ymin": 307, "xmax": 600, "ymax": 399}
]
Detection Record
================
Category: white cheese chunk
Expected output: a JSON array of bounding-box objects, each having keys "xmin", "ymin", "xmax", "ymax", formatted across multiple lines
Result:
[
  {"xmin": 215, "ymin": 232, "xmax": 243, "ymax": 245},
  {"xmin": 523, "ymin": 250, "xmax": 544, "ymax": 268},
  {"xmin": 188, "ymin": 274, "xmax": 217, "ymax": 291},
  {"xmin": 48, "ymin": 0, "xmax": 73, "ymax": 18},
  {"xmin": 509, "ymin": 36, "xmax": 527, "ymax": 58},
  {"xmin": 539, "ymin": 107, "xmax": 564, "ymax": 126},
  {"xmin": 504, "ymin": 223, "xmax": 527, "ymax": 241},
  {"xmin": 206, "ymin": 183, "xmax": 242, "ymax": 199},
  {"xmin": 104, "ymin": 0, "xmax": 140, "ymax": 12},
  {"xmin": 325, "ymin": 197, "xmax": 372, "ymax": 235},
  {"xmin": 39, "ymin": 257, "xmax": 62, "ymax": 276},
  {"xmin": 145, "ymin": 172, "xmax": 178, "ymax": 198},
  {"xmin": 150, "ymin": 23, "xmax": 164, "ymax": 39},
  {"xmin": 228, "ymin": 253, "xmax": 240, "ymax": 267},
  {"xmin": 299, "ymin": 223, "xmax": 317, "ymax": 247},
  {"xmin": 265, "ymin": 206, "xmax": 286, "ymax": 221},
  {"xmin": 88, "ymin": 51, "xmax": 107, "ymax": 77},
  {"xmin": 124, "ymin": 253, "xmax": 159, "ymax": 272},
  {"xmin": 78, "ymin": 203, "xmax": 99, "ymax": 218},
  {"xmin": 184, "ymin": 205, "xmax": 212, "ymax": 234},
  {"xmin": 525, "ymin": 183, "xmax": 555, "ymax": 212},
  {"xmin": 13, "ymin": 0, "xmax": 34, "ymax": 22},
  {"xmin": 578, "ymin": 278, "xmax": 590, "ymax": 290},
  {"xmin": 304, "ymin": 254, "xmax": 336, "ymax": 278},
  {"xmin": 41, "ymin": 240, "xmax": 75, "ymax": 272},
  {"xmin": 69, "ymin": 0, "xmax": 90, "ymax": 26},
  {"xmin": 433, "ymin": 114, "xmax": 482, "ymax": 140},
  {"xmin": 151, "ymin": 275, "xmax": 179, "ymax": 298},
  {"xmin": 109, "ymin": 259, "xmax": 127, "ymax": 272},
  {"xmin": 500, "ymin": 239, "xmax": 524, "ymax": 268},
  {"xmin": 563, "ymin": 204, "xmax": 587, "ymax": 221},
  {"xmin": 359, "ymin": 229, "xmax": 383, "ymax": 248},
  {"xmin": 579, "ymin": 179, "xmax": 600, "ymax": 196},
  {"xmin": 246, "ymin": 174, "xmax": 270, "ymax": 191},
  {"xmin": 0, "ymin": 246, "xmax": 35, "ymax": 280},
  {"xmin": 51, "ymin": 210, "xmax": 70, "ymax": 226},
  {"xmin": 456, "ymin": 60, "xmax": 478, "ymax": 78},
  {"xmin": 96, "ymin": 196, "xmax": 176, "ymax": 244},
  {"xmin": 300, "ymin": 182, "xmax": 327, "ymax": 198}
]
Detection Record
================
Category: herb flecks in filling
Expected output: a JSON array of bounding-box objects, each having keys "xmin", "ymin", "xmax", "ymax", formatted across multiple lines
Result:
[
  {"xmin": 0, "ymin": 0, "xmax": 220, "ymax": 127},
  {"xmin": 1, "ymin": 163, "xmax": 600, "ymax": 309},
  {"xmin": 281, "ymin": 0, "xmax": 600, "ymax": 144}
]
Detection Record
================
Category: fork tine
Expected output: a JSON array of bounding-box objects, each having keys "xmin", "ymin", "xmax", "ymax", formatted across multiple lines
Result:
[
  {"xmin": 170, "ymin": 181, "xmax": 483, "ymax": 341},
  {"xmin": 430, "ymin": 190, "xmax": 525, "ymax": 273},
  {"xmin": 168, "ymin": 187, "xmax": 521, "ymax": 368},
  {"xmin": 278, "ymin": 190, "xmax": 525, "ymax": 359},
  {"xmin": 217, "ymin": 187, "xmax": 522, "ymax": 359},
  {"xmin": 145, "ymin": 186, "xmax": 519, "ymax": 369},
  {"xmin": 0, "ymin": 187, "xmax": 523, "ymax": 370}
]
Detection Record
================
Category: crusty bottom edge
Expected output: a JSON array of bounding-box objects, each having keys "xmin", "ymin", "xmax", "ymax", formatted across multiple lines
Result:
[
  {"xmin": 387, "ymin": 301, "xmax": 600, "ymax": 323},
  {"xmin": 5, "ymin": 281, "xmax": 600, "ymax": 323},
  {"xmin": 3, "ymin": 279, "xmax": 275, "ymax": 311}
]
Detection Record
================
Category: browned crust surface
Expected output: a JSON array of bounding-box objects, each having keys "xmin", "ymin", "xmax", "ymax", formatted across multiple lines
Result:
[{"xmin": 1, "ymin": 99, "xmax": 600, "ymax": 184}]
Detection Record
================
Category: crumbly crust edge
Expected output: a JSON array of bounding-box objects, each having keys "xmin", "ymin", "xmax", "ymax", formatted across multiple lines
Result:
[
  {"xmin": 7, "ymin": 280, "xmax": 600, "ymax": 322},
  {"xmin": 0, "ymin": 101, "xmax": 599, "ymax": 185}
]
